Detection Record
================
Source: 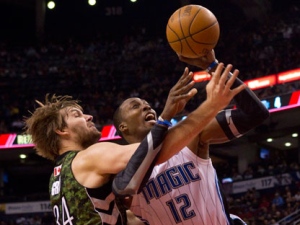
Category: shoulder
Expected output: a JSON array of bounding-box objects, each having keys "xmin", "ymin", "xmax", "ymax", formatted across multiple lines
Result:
[
  {"xmin": 71, "ymin": 145, "xmax": 113, "ymax": 187},
  {"xmin": 72, "ymin": 143, "xmax": 112, "ymax": 171},
  {"xmin": 80, "ymin": 142, "xmax": 122, "ymax": 158}
]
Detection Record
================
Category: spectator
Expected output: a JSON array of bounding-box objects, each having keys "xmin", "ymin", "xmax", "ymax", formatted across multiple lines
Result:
[
  {"xmin": 272, "ymin": 192, "xmax": 285, "ymax": 207},
  {"xmin": 256, "ymin": 165, "xmax": 267, "ymax": 177},
  {"xmin": 243, "ymin": 165, "xmax": 254, "ymax": 179},
  {"xmin": 293, "ymin": 190, "xmax": 300, "ymax": 202}
]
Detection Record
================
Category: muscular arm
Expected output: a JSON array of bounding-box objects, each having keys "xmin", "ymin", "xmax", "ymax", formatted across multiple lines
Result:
[
  {"xmin": 195, "ymin": 75, "xmax": 270, "ymax": 145},
  {"xmin": 112, "ymin": 123, "xmax": 169, "ymax": 196},
  {"xmin": 179, "ymin": 52, "xmax": 270, "ymax": 145},
  {"xmin": 215, "ymin": 74, "xmax": 269, "ymax": 141},
  {"xmin": 155, "ymin": 64, "xmax": 246, "ymax": 164},
  {"xmin": 75, "ymin": 68, "xmax": 197, "ymax": 195},
  {"xmin": 74, "ymin": 123, "xmax": 169, "ymax": 192}
]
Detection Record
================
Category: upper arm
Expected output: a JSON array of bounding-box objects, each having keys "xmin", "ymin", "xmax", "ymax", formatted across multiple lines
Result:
[
  {"xmin": 198, "ymin": 118, "xmax": 230, "ymax": 145},
  {"xmin": 77, "ymin": 142, "xmax": 139, "ymax": 175}
]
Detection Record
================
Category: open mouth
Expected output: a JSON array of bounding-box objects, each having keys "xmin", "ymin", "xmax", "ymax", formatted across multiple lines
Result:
[
  {"xmin": 145, "ymin": 113, "xmax": 156, "ymax": 123},
  {"xmin": 88, "ymin": 122, "xmax": 96, "ymax": 128}
]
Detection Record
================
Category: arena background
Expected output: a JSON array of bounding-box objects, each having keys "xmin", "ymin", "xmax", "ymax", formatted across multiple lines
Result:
[{"xmin": 0, "ymin": 0, "xmax": 300, "ymax": 224}]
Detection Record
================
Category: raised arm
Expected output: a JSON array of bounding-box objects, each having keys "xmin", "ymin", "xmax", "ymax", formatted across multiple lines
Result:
[
  {"xmin": 156, "ymin": 63, "xmax": 246, "ymax": 163},
  {"xmin": 214, "ymin": 72, "xmax": 269, "ymax": 141},
  {"xmin": 179, "ymin": 50, "xmax": 269, "ymax": 144}
]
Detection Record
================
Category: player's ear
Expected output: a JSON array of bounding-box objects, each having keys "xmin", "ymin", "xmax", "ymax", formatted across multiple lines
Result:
[
  {"xmin": 55, "ymin": 128, "xmax": 69, "ymax": 136},
  {"xmin": 119, "ymin": 122, "xmax": 128, "ymax": 133}
]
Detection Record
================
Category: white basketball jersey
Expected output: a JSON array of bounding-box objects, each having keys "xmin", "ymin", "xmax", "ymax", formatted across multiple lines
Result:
[{"xmin": 130, "ymin": 146, "xmax": 230, "ymax": 225}]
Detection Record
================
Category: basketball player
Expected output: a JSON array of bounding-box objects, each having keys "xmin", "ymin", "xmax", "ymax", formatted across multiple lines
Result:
[
  {"xmin": 23, "ymin": 70, "xmax": 194, "ymax": 225},
  {"xmin": 113, "ymin": 52, "xmax": 269, "ymax": 225},
  {"xmin": 24, "ymin": 61, "xmax": 243, "ymax": 225}
]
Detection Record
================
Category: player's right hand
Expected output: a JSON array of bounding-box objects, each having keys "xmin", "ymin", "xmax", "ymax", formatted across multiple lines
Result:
[
  {"xmin": 160, "ymin": 67, "xmax": 198, "ymax": 121},
  {"xmin": 205, "ymin": 63, "xmax": 246, "ymax": 111}
]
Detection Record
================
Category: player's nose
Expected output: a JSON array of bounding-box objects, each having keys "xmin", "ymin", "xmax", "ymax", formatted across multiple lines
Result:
[
  {"xmin": 143, "ymin": 104, "xmax": 151, "ymax": 111},
  {"xmin": 85, "ymin": 114, "xmax": 93, "ymax": 121}
]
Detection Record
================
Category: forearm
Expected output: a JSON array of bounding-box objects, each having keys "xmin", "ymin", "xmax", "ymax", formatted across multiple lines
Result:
[
  {"xmin": 206, "ymin": 62, "xmax": 268, "ymax": 118},
  {"xmin": 156, "ymin": 100, "xmax": 220, "ymax": 163},
  {"xmin": 112, "ymin": 122, "xmax": 170, "ymax": 196},
  {"xmin": 216, "ymin": 73, "xmax": 269, "ymax": 140},
  {"xmin": 230, "ymin": 73, "xmax": 269, "ymax": 118}
]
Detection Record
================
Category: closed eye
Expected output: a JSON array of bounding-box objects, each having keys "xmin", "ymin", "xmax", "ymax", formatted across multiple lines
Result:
[
  {"xmin": 132, "ymin": 104, "xmax": 140, "ymax": 109},
  {"xmin": 70, "ymin": 109, "xmax": 83, "ymax": 117}
]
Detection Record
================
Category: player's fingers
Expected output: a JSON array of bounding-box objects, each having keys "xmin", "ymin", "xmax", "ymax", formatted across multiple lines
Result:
[
  {"xmin": 225, "ymin": 70, "xmax": 239, "ymax": 89},
  {"xmin": 180, "ymin": 80, "xmax": 195, "ymax": 93},
  {"xmin": 219, "ymin": 64, "xmax": 233, "ymax": 85},
  {"xmin": 179, "ymin": 70, "xmax": 193, "ymax": 86},
  {"xmin": 182, "ymin": 71, "xmax": 194, "ymax": 85},
  {"xmin": 187, "ymin": 88, "xmax": 198, "ymax": 99},
  {"xmin": 175, "ymin": 82, "xmax": 195, "ymax": 100},
  {"xmin": 174, "ymin": 88, "xmax": 197, "ymax": 102},
  {"xmin": 171, "ymin": 72, "xmax": 194, "ymax": 92},
  {"xmin": 211, "ymin": 63, "xmax": 224, "ymax": 82},
  {"xmin": 207, "ymin": 63, "xmax": 222, "ymax": 91},
  {"xmin": 231, "ymin": 83, "xmax": 246, "ymax": 96},
  {"xmin": 173, "ymin": 68, "xmax": 192, "ymax": 89}
]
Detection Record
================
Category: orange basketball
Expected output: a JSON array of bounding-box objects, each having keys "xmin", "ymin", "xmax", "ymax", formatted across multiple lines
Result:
[{"xmin": 166, "ymin": 4, "xmax": 220, "ymax": 58}]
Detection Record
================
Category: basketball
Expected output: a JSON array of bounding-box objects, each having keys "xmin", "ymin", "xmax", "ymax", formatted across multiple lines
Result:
[{"xmin": 166, "ymin": 4, "xmax": 220, "ymax": 58}]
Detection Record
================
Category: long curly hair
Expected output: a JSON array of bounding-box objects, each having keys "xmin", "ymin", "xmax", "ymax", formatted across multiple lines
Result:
[{"xmin": 24, "ymin": 94, "xmax": 82, "ymax": 161}]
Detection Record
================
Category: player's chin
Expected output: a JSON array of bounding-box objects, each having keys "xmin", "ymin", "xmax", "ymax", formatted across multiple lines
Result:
[
  {"xmin": 92, "ymin": 131, "xmax": 101, "ymax": 142},
  {"xmin": 90, "ymin": 127, "xmax": 101, "ymax": 137},
  {"xmin": 145, "ymin": 120, "xmax": 156, "ymax": 127}
]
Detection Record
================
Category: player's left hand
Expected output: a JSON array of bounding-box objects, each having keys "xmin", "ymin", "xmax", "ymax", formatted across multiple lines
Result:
[
  {"xmin": 160, "ymin": 67, "xmax": 197, "ymax": 121},
  {"xmin": 178, "ymin": 49, "xmax": 217, "ymax": 70}
]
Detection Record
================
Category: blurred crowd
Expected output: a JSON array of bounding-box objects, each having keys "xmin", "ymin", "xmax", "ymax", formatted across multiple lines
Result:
[
  {"xmin": 228, "ymin": 184, "xmax": 300, "ymax": 225},
  {"xmin": 0, "ymin": 2, "xmax": 300, "ymax": 225},
  {"xmin": 214, "ymin": 153, "xmax": 300, "ymax": 224},
  {"xmin": 0, "ymin": 3, "xmax": 300, "ymax": 135},
  {"xmin": 1, "ymin": 159, "xmax": 300, "ymax": 225}
]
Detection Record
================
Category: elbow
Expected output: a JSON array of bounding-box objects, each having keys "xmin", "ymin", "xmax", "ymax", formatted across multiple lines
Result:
[
  {"xmin": 253, "ymin": 102, "xmax": 270, "ymax": 123},
  {"xmin": 260, "ymin": 106, "xmax": 270, "ymax": 121},
  {"xmin": 251, "ymin": 110, "xmax": 269, "ymax": 127}
]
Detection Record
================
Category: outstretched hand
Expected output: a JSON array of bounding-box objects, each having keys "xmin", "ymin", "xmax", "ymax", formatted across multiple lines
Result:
[
  {"xmin": 178, "ymin": 49, "xmax": 217, "ymax": 70},
  {"xmin": 160, "ymin": 67, "xmax": 198, "ymax": 121},
  {"xmin": 205, "ymin": 63, "xmax": 246, "ymax": 111}
]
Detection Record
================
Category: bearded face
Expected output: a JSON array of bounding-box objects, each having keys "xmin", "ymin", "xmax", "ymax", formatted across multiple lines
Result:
[
  {"xmin": 61, "ymin": 107, "xmax": 101, "ymax": 148},
  {"xmin": 71, "ymin": 123, "xmax": 100, "ymax": 148}
]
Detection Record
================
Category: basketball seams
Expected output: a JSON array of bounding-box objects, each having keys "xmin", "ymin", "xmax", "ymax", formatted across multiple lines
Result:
[
  {"xmin": 183, "ymin": 6, "xmax": 203, "ymax": 57},
  {"xmin": 188, "ymin": 7, "xmax": 202, "ymax": 36},
  {"xmin": 166, "ymin": 4, "xmax": 219, "ymax": 58},
  {"xmin": 166, "ymin": 24, "xmax": 181, "ymax": 43},
  {"xmin": 190, "ymin": 21, "xmax": 219, "ymax": 37},
  {"xmin": 178, "ymin": 8, "xmax": 184, "ymax": 54},
  {"xmin": 166, "ymin": 9, "xmax": 182, "ymax": 53},
  {"xmin": 190, "ymin": 21, "xmax": 219, "ymax": 44}
]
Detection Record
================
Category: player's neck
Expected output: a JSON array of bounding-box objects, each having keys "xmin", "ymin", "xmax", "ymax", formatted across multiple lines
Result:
[
  {"xmin": 59, "ymin": 140, "xmax": 84, "ymax": 154},
  {"xmin": 124, "ymin": 135, "xmax": 141, "ymax": 144}
]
